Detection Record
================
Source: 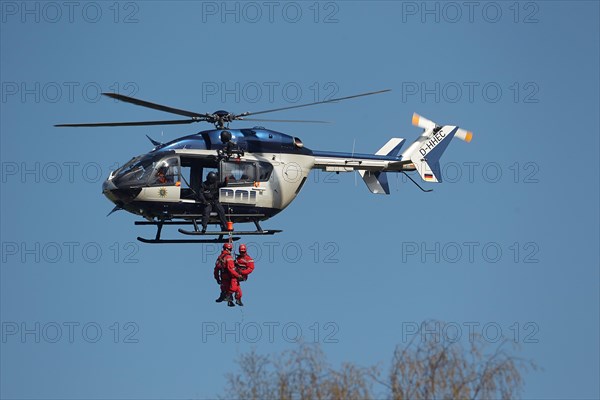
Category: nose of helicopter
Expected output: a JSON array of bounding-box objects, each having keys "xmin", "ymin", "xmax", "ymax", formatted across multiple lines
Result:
[
  {"xmin": 102, "ymin": 179, "xmax": 118, "ymax": 202},
  {"xmin": 102, "ymin": 178, "xmax": 141, "ymax": 205}
]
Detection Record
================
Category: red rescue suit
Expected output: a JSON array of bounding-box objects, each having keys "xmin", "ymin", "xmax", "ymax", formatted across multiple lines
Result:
[
  {"xmin": 214, "ymin": 250, "xmax": 238, "ymax": 294},
  {"xmin": 226, "ymin": 257, "xmax": 243, "ymax": 298},
  {"xmin": 236, "ymin": 253, "xmax": 255, "ymax": 279},
  {"xmin": 230, "ymin": 253, "xmax": 255, "ymax": 300}
]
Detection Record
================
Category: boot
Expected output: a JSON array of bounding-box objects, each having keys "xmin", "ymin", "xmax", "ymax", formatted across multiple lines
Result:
[
  {"xmin": 227, "ymin": 293, "xmax": 235, "ymax": 307},
  {"xmin": 215, "ymin": 292, "xmax": 226, "ymax": 303},
  {"xmin": 235, "ymin": 298, "xmax": 244, "ymax": 307}
]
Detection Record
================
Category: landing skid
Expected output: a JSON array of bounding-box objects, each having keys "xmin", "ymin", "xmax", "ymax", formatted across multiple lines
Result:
[
  {"xmin": 178, "ymin": 217, "xmax": 281, "ymax": 236},
  {"xmin": 137, "ymin": 236, "xmax": 240, "ymax": 244},
  {"xmin": 135, "ymin": 216, "xmax": 281, "ymax": 244},
  {"xmin": 178, "ymin": 229, "xmax": 282, "ymax": 236}
]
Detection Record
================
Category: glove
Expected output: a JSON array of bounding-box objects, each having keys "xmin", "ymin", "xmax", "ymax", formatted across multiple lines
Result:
[{"xmin": 216, "ymin": 278, "xmax": 222, "ymax": 285}]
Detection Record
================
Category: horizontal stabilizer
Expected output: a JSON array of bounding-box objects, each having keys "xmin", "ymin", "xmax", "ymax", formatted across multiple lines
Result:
[
  {"xmin": 359, "ymin": 171, "xmax": 390, "ymax": 194},
  {"xmin": 359, "ymin": 138, "xmax": 404, "ymax": 194},
  {"xmin": 376, "ymin": 138, "xmax": 405, "ymax": 156}
]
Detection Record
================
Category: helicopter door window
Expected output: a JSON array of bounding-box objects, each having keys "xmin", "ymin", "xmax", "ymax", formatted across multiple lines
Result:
[
  {"xmin": 220, "ymin": 161, "xmax": 257, "ymax": 184},
  {"xmin": 257, "ymin": 161, "xmax": 274, "ymax": 181},
  {"xmin": 150, "ymin": 157, "xmax": 180, "ymax": 186}
]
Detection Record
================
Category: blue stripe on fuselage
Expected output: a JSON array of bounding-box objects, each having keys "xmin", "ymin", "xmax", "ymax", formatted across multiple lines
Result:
[{"xmin": 311, "ymin": 150, "xmax": 403, "ymax": 161}]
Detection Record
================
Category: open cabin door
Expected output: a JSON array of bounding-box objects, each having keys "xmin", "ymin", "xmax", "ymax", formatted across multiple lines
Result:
[{"xmin": 179, "ymin": 155, "xmax": 220, "ymax": 202}]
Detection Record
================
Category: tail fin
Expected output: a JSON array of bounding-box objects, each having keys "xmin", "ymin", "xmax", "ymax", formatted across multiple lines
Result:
[
  {"xmin": 360, "ymin": 138, "xmax": 405, "ymax": 194},
  {"xmin": 403, "ymin": 114, "xmax": 473, "ymax": 183}
]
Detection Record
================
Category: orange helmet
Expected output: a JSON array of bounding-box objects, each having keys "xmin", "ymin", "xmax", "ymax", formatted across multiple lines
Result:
[
  {"xmin": 223, "ymin": 243, "xmax": 233, "ymax": 251},
  {"xmin": 239, "ymin": 244, "xmax": 247, "ymax": 253}
]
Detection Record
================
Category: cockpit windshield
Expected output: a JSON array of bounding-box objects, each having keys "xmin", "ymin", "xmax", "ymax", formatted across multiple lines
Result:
[{"xmin": 112, "ymin": 152, "xmax": 180, "ymax": 187}]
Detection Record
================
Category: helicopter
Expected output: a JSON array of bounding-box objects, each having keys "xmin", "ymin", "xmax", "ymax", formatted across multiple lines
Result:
[{"xmin": 55, "ymin": 89, "xmax": 473, "ymax": 244}]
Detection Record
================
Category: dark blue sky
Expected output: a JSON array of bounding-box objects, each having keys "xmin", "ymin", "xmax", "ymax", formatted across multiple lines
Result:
[{"xmin": 1, "ymin": 1, "xmax": 599, "ymax": 398}]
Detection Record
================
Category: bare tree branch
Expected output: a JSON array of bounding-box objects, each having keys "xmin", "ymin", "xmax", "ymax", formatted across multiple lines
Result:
[{"xmin": 223, "ymin": 320, "xmax": 535, "ymax": 400}]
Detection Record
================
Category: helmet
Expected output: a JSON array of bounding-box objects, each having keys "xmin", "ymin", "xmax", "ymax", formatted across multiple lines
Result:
[
  {"xmin": 223, "ymin": 243, "xmax": 233, "ymax": 251},
  {"xmin": 239, "ymin": 244, "xmax": 247, "ymax": 253},
  {"xmin": 207, "ymin": 171, "xmax": 218, "ymax": 183},
  {"xmin": 220, "ymin": 130, "xmax": 232, "ymax": 143}
]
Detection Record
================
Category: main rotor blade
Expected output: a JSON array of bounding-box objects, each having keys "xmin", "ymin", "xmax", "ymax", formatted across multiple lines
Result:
[
  {"xmin": 242, "ymin": 118, "xmax": 330, "ymax": 124},
  {"xmin": 240, "ymin": 89, "xmax": 391, "ymax": 117},
  {"xmin": 102, "ymin": 93, "xmax": 209, "ymax": 119},
  {"xmin": 54, "ymin": 119, "xmax": 201, "ymax": 127}
]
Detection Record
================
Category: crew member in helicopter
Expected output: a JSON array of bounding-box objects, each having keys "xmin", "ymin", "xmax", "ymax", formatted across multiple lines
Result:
[
  {"xmin": 217, "ymin": 130, "xmax": 244, "ymax": 160},
  {"xmin": 229, "ymin": 244, "xmax": 255, "ymax": 306},
  {"xmin": 198, "ymin": 171, "xmax": 228, "ymax": 233},
  {"xmin": 155, "ymin": 165, "xmax": 171, "ymax": 185},
  {"xmin": 214, "ymin": 242, "xmax": 244, "ymax": 307}
]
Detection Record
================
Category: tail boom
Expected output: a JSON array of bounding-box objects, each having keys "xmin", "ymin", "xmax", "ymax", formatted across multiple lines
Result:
[{"xmin": 310, "ymin": 113, "xmax": 472, "ymax": 191}]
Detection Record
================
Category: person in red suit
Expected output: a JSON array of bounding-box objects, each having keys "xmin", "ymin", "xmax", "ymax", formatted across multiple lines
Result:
[
  {"xmin": 236, "ymin": 244, "xmax": 255, "ymax": 279},
  {"xmin": 214, "ymin": 243, "xmax": 240, "ymax": 306},
  {"xmin": 229, "ymin": 244, "xmax": 255, "ymax": 306}
]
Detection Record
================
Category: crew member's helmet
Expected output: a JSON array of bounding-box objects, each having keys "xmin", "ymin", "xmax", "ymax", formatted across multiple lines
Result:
[
  {"xmin": 207, "ymin": 171, "xmax": 218, "ymax": 183},
  {"xmin": 220, "ymin": 130, "xmax": 232, "ymax": 143}
]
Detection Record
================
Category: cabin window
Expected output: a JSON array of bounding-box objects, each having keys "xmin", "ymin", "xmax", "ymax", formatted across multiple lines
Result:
[
  {"xmin": 220, "ymin": 160, "xmax": 274, "ymax": 184},
  {"xmin": 220, "ymin": 161, "xmax": 256, "ymax": 184},
  {"xmin": 257, "ymin": 161, "xmax": 273, "ymax": 181}
]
